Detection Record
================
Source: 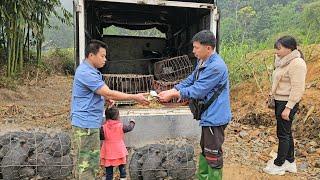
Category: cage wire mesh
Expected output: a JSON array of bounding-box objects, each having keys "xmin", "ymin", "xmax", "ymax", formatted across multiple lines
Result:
[
  {"xmin": 103, "ymin": 74, "xmax": 155, "ymax": 105},
  {"xmin": 103, "ymin": 55, "xmax": 193, "ymax": 105},
  {"xmin": 0, "ymin": 131, "xmax": 73, "ymax": 180},
  {"xmin": 103, "ymin": 74, "xmax": 155, "ymax": 94},
  {"xmin": 154, "ymin": 55, "xmax": 193, "ymax": 82},
  {"xmin": 0, "ymin": 131, "xmax": 197, "ymax": 180},
  {"xmin": 152, "ymin": 80, "xmax": 188, "ymax": 105},
  {"xmin": 129, "ymin": 143, "xmax": 196, "ymax": 180}
]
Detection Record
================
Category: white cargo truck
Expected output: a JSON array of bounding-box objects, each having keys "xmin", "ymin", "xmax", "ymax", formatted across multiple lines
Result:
[{"xmin": 73, "ymin": 0, "xmax": 220, "ymax": 147}]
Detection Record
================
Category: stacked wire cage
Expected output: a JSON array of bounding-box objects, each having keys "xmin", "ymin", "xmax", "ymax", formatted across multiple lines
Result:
[
  {"xmin": 153, "ymin": 55, "xmax": 194, "ymax": 104},
  {"xmin": 103, "ymin": 74, "xmax": 154, "ymax": 105},
  {"xmin": 154, "ymin": 55, "xmax": 193, "ymax": 82}
]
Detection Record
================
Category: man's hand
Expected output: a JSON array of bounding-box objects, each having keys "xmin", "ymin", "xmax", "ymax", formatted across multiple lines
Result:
[
  {"xmin": 106, "ymin": 99, "xmax": 115, "ymax": 108},
  {"xmin": 96, "ymin": 85, "xmax": 149, "ymax": 105},
  {"xmin": 158, "ymin": 89, "xmax": 180, "ymax": 103},
  {"xmin": 133, "ymin": 93, "xmax": 150, "ymax": 105},
  {"xmin": 281, "ymin": 107, "xmax": 291, "ymax": 121}
]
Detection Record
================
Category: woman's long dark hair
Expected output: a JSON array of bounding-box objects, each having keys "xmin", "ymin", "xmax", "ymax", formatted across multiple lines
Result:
[{"xmin": 274, "ymin": 36, "xmax": 304, "ymax": 59}]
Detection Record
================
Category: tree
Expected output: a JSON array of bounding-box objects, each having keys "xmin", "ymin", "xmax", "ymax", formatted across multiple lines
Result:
[
  {"xmin": 0, "ymin": 0, "xmax": 71, "ymax": 77},
  {"xmin": 238, "ymin": 6, "xmax": 256, "ymax": 44}
]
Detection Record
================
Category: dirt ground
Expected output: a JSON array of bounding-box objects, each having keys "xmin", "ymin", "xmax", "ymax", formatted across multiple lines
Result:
[{"xmin": 0, "ymin": 45, "xmax": 320, "ymax": 179}]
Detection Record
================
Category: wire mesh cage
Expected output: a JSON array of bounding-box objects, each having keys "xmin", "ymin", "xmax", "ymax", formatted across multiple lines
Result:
[
  {"xmin": 104, "ymin": 74, "xmax": 154, "ymax": 94},
  {"xmin": 154, "ymin": 55, "xmax": 194, "ymax": 82},
  {"xmin": 0, "ymin": 131, "xmax": 73, "ymax": 180},
  {"xmin": 129, "ymin": 144, "xmax": 196, "ymax": 180},
  {"xmin": 0, "ymin": 133, "xmax": 197, "ymax": 179},
  {"xmin": 152, "ymin": 80, "xmax": 180, "ymax": 92},
  {"xmin": 103, "ymin": 74, "xmax": 155, "ymax": 105},
  {"xmin": 152, "ymin": 80, "xmax": 188, "ymax": 105}
]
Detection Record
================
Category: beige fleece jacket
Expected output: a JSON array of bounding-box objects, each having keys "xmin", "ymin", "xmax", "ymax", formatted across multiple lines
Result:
[{"xmin": 271, "ymin": 50, "xmax": 307, "ymax": 109}]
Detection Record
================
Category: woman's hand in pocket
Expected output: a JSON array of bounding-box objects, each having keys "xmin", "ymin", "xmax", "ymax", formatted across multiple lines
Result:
[{"xmin": 281, "ymin": 107, "xmax": 291, "ymax": 120}]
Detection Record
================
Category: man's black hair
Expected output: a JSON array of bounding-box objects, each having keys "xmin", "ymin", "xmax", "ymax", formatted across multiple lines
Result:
[
  {"xmin": 85, "ymin": 39, "xmax": 108, "ymax": 58},
  {"xmin": 191, "ymin": 30, "xmax": 216, "ymax": 49}
]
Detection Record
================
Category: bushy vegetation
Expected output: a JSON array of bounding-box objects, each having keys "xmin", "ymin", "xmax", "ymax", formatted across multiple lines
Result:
[
  {"xmin": 218, "ymin": 0, "xmax": 320, "ymax": 85},
  {"xmin": 44, "ymin": 48, "xmax": 75, "ymax": 75}
]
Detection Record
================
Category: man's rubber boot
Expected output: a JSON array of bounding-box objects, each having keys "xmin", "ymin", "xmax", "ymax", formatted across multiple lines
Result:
[
  {"xmin": 207, "ymin": 166, "xmax": 222, "ymax": 180},
  {"xmin": 196, "ymin": 154, "xmax": 209, "ymax": 180}
]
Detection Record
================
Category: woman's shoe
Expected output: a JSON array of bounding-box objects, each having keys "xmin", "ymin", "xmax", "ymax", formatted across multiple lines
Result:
[
  {"xmin": 263, "ymin": 163, "xmax": 285, "ymax": 175},
  {"xmin": 283, "ymin": 160, "xmax": 297, "ymax": 173}
]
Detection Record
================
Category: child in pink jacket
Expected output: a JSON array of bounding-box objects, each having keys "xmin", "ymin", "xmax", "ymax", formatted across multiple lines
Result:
[{"xmin": 100, "ymin": 106, "xmax": 135, "ymax": 180}]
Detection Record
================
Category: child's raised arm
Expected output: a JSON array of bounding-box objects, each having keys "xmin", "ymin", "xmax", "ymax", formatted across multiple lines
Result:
[{"xmin": 123, "ymin": 119, "xmax": 135, "ymax": 133}]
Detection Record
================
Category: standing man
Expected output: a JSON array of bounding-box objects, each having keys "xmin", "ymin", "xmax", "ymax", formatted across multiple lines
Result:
[
  {"xmin": 70, "ymin": 40, "xmax": 149, "ymax": 179},
  {"xmin": 158, "ymin": 30, "xmax": 232, "ymax": 180}
]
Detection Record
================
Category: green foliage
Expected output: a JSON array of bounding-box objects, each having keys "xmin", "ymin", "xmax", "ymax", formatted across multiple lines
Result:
[
  {"xmin": 44, "ymin": 12, "xmax": 74, "ymax": 49},
  {"xmin": 220, "ymin": 43, "xmax": 252, "ymax": 85},
  {"xmin": 219, "ymin": 0, "xmax": 320, "ymax": 45},
  {"xmin": 44, "ymin": 48, "xmax": 75, "ymax": 75},
  {"xmin": 0, "ymin": 75, "xmax": 20, "ymax": 90},
  {"xmin": 0, "ymin": 0, "xmax": 72, "ymax": 77},
  {"xmin": 219, "ymin": 0, "xmax": 320, "ymax": 85},
  {"xmin": 300, "ymin": 1, "xmax": 320, "ymax": 44}
]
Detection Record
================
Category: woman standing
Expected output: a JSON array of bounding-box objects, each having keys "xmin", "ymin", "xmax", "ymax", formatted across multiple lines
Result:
[{"xmin": 264, "ymin": 36, "xmax": 307, "ymax": 175}]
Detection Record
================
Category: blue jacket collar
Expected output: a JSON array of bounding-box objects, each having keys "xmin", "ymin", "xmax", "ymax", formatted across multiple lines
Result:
[{"xmin": 198, "ymin": 52, "xmax": 217, "ymax": 69}]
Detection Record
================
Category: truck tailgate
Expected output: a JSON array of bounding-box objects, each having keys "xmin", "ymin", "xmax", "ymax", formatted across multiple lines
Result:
[{"xmin": 119, "ymin": 107, "xmax": 201, "ymax": 147}]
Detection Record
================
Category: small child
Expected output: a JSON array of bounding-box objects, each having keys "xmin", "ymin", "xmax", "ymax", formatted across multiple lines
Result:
[{"xmin": 100, "ymin": 106, "xmax": 135, "ymax": 180}]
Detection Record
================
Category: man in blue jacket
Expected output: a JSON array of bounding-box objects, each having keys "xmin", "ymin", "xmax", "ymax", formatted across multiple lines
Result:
[{"xmin": 158, "ymin": 30, "xmax": 232, "ymax": 180}]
